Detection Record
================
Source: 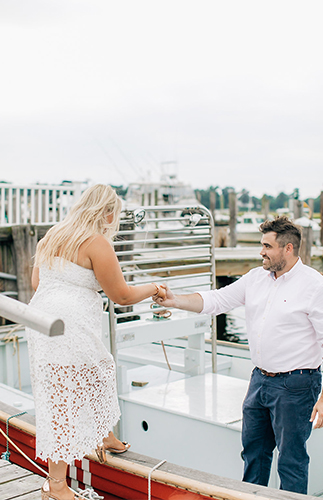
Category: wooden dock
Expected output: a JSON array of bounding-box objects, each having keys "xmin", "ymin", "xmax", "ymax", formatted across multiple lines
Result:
[{"xmin": 0, "ymin": 459, "xmax": 43, "ymax": 500}]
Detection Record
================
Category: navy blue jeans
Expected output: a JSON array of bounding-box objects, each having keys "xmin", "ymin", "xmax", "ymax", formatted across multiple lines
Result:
[{"xmin": 242, "ymin": 367, "xmax": 321, "ymax": 494}]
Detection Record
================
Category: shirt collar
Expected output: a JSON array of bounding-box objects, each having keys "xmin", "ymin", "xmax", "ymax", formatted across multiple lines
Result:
[{"xmin": 269, "ymin": 257, "xmax": 302, "ymax": 282}]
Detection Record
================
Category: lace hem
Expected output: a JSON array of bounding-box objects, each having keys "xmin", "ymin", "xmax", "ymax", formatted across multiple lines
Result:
[{"xmin": 35, "ymin": 414, "xmax": 121, "ymax": 465}]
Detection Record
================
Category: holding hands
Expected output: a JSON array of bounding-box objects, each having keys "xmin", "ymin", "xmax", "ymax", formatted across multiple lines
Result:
[{"xmin": 152, "ymin": 283, "xmax": 176, "ymax": 308}]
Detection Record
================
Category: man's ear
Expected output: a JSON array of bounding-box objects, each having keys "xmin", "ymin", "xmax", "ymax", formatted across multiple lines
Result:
[{"xmin": 285, "ymin": 242, "xmax": 294, "ymax": 255}]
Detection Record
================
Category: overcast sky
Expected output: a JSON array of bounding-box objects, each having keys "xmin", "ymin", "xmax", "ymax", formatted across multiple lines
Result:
[{"xmin": 1, "ymin": 0, "xmax": 323, "ymax": 199}]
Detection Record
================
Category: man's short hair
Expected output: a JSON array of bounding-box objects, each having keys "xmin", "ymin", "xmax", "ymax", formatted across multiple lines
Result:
[{"xmin": 259, "ymin": 216, "xmax": 302, "ymax": 255}]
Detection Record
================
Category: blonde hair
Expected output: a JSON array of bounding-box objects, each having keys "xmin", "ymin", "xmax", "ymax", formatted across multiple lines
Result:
[{"xmin": 35, "ymin": 184, "xmax": 122, "ymax": 268}]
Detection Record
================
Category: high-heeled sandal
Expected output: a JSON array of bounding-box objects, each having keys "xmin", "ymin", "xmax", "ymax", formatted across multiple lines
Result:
[
  {"xmin": 41, "ymin": 476, "xmax": 87, "ymax": 500},
  {"xmin": 95, "ymin": 441, "xmax": 130, "ymax": 463}
]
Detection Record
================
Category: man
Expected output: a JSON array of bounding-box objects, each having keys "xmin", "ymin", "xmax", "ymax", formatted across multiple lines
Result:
[{"xmin": 154, "ymin": 216, "xmax": 323, "ymax": 494}]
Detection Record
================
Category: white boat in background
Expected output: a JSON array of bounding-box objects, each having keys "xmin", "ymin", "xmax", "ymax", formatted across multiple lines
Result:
[
  {"xmin": 294, "ymin": 216, "xmax": 321, "ymax": 245},
  {"xmin": 236, "ymin": 212, "xmax": 267, "ymax": 243},
  {"xmin": 124, "ymin": 166, "xmax": 200, "ymax": 210},
  {"xmin": 123, "ymin": 172, "xmax": 207, "ymax": 245}
]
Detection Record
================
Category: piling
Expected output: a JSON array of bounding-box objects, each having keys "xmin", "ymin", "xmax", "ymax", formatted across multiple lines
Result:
[{"xmin": 228, "ymin": 190, "xmax": 237, "ymax": 247}]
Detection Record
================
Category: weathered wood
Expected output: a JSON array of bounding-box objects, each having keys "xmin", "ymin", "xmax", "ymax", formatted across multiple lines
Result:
[
  {"xmin": 209, "ymin": 190, "xmax": 216, "ymax": 214},
  {"xmin": 293, "ymin": 199, "xmax": 303, "ymax": 219},
  {"xmin": 11, "ymin": 226, "xmax": 38, "ymax": 304},
  {"xmin": 0, "ymin": 470, "xmax": 43, "ymax": 500},
  {"xmin": 214, "ymin": 226, "xmax": 229, "ymax": 247},
  {"xmin": 300, "ymin": 226, "xmax": 313, "ymax": 266},
  {"xmin": 262, "ymin": 195, "xmax": 270, "ymax": 220},
  {"xmin": 0, "ymin": 459, "xmax": 10, "ymax": 467},
  {"xmin": 0, "ymin": 461, "xmax": 32, "ymax": 483},
  {"xmin": 228, "ymin": 190, "xmax": 237, "ymax": 247},
  {"xmin": 308, "ymin": 198, "xmax": 314, "ymax": 219}
]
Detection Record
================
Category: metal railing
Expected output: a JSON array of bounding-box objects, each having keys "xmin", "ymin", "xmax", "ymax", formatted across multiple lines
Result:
[
  {"xmin": 0, "ymin": 294, "xmax": 64, "ymax": 336},
  {"xmin": 0, "ymin": 181, "xmax": 84, "ymax": 226},
  {"xmin": 104, "ymin": 204, "xmax": 217, "ymax": 373}
]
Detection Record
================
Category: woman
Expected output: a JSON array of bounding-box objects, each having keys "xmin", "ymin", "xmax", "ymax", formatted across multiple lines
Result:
[{"xmin": 26, "ymin": 184, "xmax": 165, "ymax": 500}]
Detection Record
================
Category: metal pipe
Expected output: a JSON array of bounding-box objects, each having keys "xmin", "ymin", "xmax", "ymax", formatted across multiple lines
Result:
[{"xmin": 0, "ymin": 294, "xmax": 64, "ymax": 337}]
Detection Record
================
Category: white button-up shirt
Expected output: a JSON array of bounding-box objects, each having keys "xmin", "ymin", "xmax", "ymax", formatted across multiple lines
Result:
[{"xmin": 198, "ymin": 259, "xmax": 323, "ymax": 372}]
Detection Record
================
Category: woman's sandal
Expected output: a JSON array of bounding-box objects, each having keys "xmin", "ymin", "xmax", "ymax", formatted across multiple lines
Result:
[
  {"xmin": 41, "ymin": 476, "xmax": 85, "ymax": 500},
  {"xmin": 41, "ymin": 476, "xmax": 103, "ymax": 500},
  {"xmin": 95, "ymin": 441, "xmax": 131, "ymax": 463}
]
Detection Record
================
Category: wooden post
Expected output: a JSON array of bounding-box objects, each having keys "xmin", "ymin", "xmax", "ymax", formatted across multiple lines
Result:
[
  {"xmin": 262, "ymin": 195, "xmax": 269, "ymax": 220},
  {"xmin": 11, "ymin": 225, "xmax": 38, "ymax": 303},
  {"xmin": 308, "ymin": 198, "xmax": 314, "ymax": 219},
  {"xmin": 228, "ymin": 190, "xmax": 237, "ymax": 247},
  {"xmin": 293, "ymin": 199, "xmax": 303, "ymax": 219},
  {"xmin": 300, "ymin": 226, "xmax": 312, "ymax": 266},
  {"xmin": 209, "ymin": 191, "xmax": 216, "ymax": 214},
  {"xmin": 320, "ymin": 192, "xmax": 323, "ymax": 246}
]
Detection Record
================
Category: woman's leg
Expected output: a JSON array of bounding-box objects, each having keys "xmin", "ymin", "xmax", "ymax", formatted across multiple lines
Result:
[
  {"xmin": 102, "ymin": 431, "xmax": 130, "ymax": 451},
  {"xmin": 47, "ymin": 459, "xmax": 74, "ymax": 500}
]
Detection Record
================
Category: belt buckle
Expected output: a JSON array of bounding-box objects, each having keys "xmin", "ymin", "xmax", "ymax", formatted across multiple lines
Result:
[{"xmin": 260, "ymin": 368, "xmax": 276, "ymax": 377}]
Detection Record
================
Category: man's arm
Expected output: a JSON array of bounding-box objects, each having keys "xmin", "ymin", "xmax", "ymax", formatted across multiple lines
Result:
[{"xmin": 156, "ymin": 272, "xmax": 248, "ymax": 315}]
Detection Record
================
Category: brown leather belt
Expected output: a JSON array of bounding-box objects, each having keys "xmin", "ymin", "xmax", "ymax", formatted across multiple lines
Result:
[
  {"xmin": 259, "ymin": 368, "xmax": 277, "ymax": 377},
  {"xmin": 257, "ymin": 367, "xmax": 321, "ymax": 377}
]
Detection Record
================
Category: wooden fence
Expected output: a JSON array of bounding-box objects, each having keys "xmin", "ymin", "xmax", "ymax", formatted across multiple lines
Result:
[{"xmin": 0, "ymin": 181, "xmax": 83, "ymax": 226}]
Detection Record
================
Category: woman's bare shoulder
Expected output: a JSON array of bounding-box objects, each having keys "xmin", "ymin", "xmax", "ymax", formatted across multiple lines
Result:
[{"xmin": 78, "ymin": 235, "xmax": 113, "ymax": 268}]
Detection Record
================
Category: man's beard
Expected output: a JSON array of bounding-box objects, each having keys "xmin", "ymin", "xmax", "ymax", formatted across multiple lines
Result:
[{"xmin": 263, "ymin": 256, "xmax": 287, "ymax": 273}]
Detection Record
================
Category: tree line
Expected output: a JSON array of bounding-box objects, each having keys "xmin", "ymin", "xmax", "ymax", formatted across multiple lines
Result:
[{"xmin": 195, "ymin": 187, "xmax": 322, "ymax": 213}]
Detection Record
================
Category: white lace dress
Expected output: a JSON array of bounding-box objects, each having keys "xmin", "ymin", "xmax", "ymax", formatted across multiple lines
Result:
[{"xmin": 26, "ymin": 258, "xmax": 121, "ymax": 464}]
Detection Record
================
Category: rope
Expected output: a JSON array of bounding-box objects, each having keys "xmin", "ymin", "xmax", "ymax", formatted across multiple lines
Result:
[
  {"xmin": 4, "ymin": 411, "xmax": 27, "ymax": 459},
  {"xmin": 0, "ymin": 426, "xmax": 48, "ymax": 476},
  {"xmin": 148, "ymin": 459, "xmax": 167, "ymax": 500},
  {"xmin": 161, "ymin": 341, "xmax": 172, "ymax": 370},
  {"xmin": 0, "ymin": 426, "xmax": 102, "ymax": 498}
]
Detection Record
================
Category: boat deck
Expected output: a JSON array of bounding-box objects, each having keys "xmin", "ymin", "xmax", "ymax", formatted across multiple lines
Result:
[{"xmin": 0, "ymin": 459, "xmax": 43, "ymax": 500}]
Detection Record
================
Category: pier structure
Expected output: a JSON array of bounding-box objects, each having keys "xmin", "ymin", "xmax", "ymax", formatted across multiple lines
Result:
[{"xmin": 1, "ymin": 182, "xmax": 323, "ymax": 310}]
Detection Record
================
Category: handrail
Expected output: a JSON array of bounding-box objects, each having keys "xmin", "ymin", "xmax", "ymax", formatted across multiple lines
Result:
[
  {"xmin": 0, "ymin": 294, "xmax": 64, "ymax": 336},
  {"xmin": 0, "ymin": 181, "xmax": 84, "ymax": 226},
  {"xmin": 108, "ymin": 204, "xmax": 217, "ymax": 371}
]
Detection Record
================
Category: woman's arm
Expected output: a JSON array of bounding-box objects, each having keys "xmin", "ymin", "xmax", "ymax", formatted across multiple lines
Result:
[
  {"xmin": 31, "ymin": 266, "xmax": 40, "ymax": 291},
  {"xmin": 87, "ymin": 235, "xmax": 162, "ymax": 305}
]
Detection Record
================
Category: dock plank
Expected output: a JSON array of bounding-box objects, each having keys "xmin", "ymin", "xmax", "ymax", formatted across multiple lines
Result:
[
  {"xmin": 0, "ymin": 460, "xmax": 43, "ymax": 500},
  {"xmin": 0, "ymin": 462, "xmax": 32, "ymax": 483}
]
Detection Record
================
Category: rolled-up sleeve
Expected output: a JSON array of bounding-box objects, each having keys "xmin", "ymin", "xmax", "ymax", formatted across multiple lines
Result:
[{"xmin": 197, "ymin": 272, "xmax": 248, "ymax": 315}]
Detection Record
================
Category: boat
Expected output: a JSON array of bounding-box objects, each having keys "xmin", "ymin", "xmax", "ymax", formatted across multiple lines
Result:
[
  {"xmin": 2, "ymin": 402, "xmax": 315, "ymax": 500},
  {"xmin": 1, "ymin": 205, "xmax": 323, "ymax": 498},
  {"xmin": 123, "ymin": 169, "xmax": 208, "ymax": 246},
  {"xmin": 236, "ymin": 212, "xmax": 267, "ymax": 243}
]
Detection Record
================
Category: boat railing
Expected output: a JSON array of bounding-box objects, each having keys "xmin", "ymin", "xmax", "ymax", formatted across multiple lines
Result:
[
  {"xmin": 0, "ymin": 294, "xmax": 64, "ymax": 337},
  {"xmin": 0, "ymin": 181, "xmax": 84, "ymax": 226},
  {"xmin": 102, "ymin": 204, "xmax": 217, "ymax": 388}
]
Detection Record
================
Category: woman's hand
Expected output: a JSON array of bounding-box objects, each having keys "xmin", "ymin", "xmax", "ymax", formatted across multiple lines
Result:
[{"xmin": 153, "ymin": 283, "xmax": 176, "ymax": 308}]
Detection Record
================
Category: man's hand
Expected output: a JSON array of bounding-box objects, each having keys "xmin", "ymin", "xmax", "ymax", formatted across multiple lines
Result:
[
  {"xmin": 153, "ymin": 284, "xmax": 176, "ymax": 308},
  {"xmin": 153, "ymin": 284, "xmax": 204, "ymax": 313},
  {"xmin": 310, "ymin": 395, "xmax": 323, "ymax": 429}
]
